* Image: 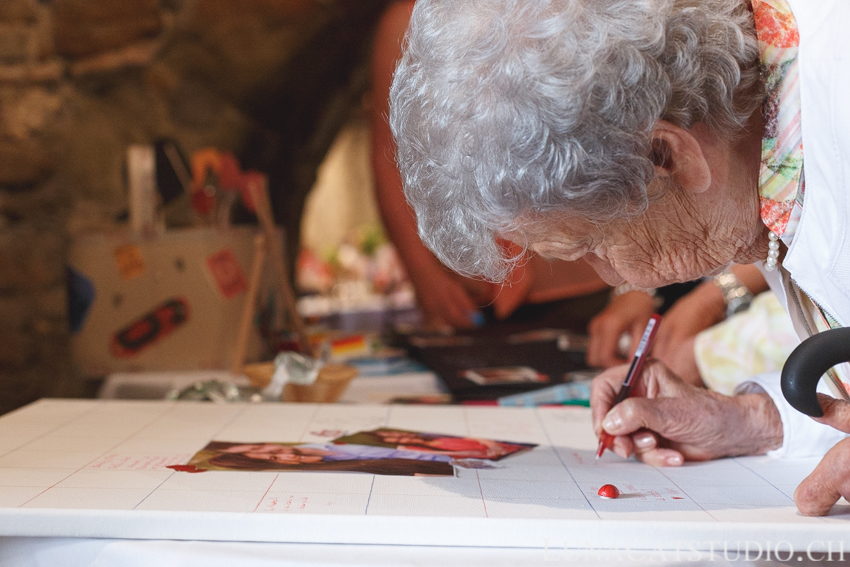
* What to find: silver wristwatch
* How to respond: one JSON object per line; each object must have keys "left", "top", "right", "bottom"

{"left": 713, "top": 270, "right": 754, "bottom": 318}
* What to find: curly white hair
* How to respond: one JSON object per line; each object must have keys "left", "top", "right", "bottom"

{"left": 390, "top": 0, "right": 762, "bottom": 282}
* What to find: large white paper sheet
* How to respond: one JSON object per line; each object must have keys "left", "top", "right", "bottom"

{"left": 0, "top": 399, "right": 848, "bottom": 552}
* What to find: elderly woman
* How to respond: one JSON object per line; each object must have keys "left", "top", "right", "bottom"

{"left": 389, "top": 0, "right": 850, "bottom": 516}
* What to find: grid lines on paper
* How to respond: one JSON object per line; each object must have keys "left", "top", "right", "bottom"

{"left": 0, "top": 401, "right": 840, "bottom": 526}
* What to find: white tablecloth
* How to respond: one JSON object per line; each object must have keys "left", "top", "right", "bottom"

{"left": 0, "top": 538, "right": 832, "bottom": 567}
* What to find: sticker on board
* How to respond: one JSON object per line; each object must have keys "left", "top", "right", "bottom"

{"left": 205, "top": 248, "right": 248, "bottom": 299}
{"left": 113, "top": 244, "right": 146, "bottom": 280}
{"left": 110, "top": 297, "right": 190, "bottom": 358}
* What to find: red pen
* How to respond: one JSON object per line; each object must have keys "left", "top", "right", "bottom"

{"left": 595, "top": 313, "right": 662, "bottom": 460}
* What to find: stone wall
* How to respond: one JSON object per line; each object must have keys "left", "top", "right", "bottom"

{"left": 0, "top": 0, "right": 389, "bottom": 415}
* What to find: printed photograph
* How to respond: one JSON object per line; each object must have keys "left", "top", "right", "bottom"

{"left": 332, "top": 428, "right": 536, "bottom": 461}
{"left": 462, "top": 366, "right": 549, "bottom": 386}
{"left": 183, "top": 441, "right": 456, "bottom": 476}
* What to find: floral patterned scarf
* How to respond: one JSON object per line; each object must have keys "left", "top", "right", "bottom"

{"left": 752, "top": 0, "right": 804, "bottom": 243}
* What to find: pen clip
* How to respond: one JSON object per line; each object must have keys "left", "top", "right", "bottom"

{"left": 633, "top": 314, "right": 660, "bottom": 359}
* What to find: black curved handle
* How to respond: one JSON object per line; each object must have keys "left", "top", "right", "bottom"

{"left": 781, "top": 327, "right": 850, "bottom": 417}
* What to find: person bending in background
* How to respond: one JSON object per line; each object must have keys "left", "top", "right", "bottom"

{"left": 371, "top": 0, "right": 609, "bottom": 335}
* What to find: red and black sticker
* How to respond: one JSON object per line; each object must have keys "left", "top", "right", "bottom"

{"left": 110, "top": 297, "right": 190, "bottom": 358}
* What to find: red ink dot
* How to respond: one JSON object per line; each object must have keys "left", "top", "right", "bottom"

{"left": 598, "top": 484, "right": 619, "bottom": 499}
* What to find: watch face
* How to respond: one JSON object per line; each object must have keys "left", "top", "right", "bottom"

{"left": 715, "top": 272, "right": 753, "bottom": 318}
{"left": 727, "top": 292, "right": 754, "bottom": 317}
{"left": 729, "top": 299, "right": 748, "bottom": 314}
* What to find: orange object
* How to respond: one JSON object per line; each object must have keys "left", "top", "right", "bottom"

{"left": 191, "top": 148, "right": 223, "bottom": 189}
{"left": 330, "top": 335, "right": 369, "bottom": 357}
{"left": 113, "top": 244, "right": 146, "bottom": 281}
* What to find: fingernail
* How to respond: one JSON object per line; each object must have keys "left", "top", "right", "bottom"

{"left": 602, "top": 413, "right": 623, "bottom": 432}
{"left": 666, "top": 454, "right": 683, "bottom": 466}
{"left": 634, "top": 433, "right": 654, "bottom": 449}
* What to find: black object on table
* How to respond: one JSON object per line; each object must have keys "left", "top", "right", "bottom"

{"left": 398, "top": 328, "right": 590, "bottom": 402}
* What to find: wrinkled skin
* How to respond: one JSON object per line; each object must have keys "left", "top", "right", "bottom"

{"left": 518, "top": 115, "right": 847, "bottom": 516}
{"left": 590, "top": 360, "right": 784, "bottom": 466}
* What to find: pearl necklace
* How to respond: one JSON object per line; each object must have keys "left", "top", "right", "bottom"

{"left": 765, "top": 231, "right": 780, "bottom": 271}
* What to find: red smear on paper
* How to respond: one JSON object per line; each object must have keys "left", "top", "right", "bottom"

{"left": 167, "top": 465, "right": 206, "bottom": 473}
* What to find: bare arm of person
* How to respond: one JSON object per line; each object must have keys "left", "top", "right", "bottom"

{"left": 588, "top": 265, "right": 769, "bottom": 385}
{"left": 370, "top": 1, "right": 487, "bottom": 329}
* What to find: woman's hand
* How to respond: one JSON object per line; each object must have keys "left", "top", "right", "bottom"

{"left": 587, "top": 284, "right": 728, "bottom": 386}
{"left": 590, "top": 360, "right": 784, "bottom": 466}
{"left": 411, "top": 268, "right": 480, "bottom": 330}
{"left": 587, "top": 291, "right": 656, "bottom": 367}
{"left": 407, "top": 265, "right": 492, "bottom": 330}
{"left": 652, "top": 281, "right": 724, "bottom": 348}
{"left": 648, "top": 282, "right": 727, "bottom": 385}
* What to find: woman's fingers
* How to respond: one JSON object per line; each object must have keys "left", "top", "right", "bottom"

{"left": 795, "top": 437, "right": 850, "bottom": 516}
{"left": 812, "top": 394, "right": 850, "bottom": 434}
{"left": 588, "top": 315, "right": 628, "bottom": 367}
{"left": 593, "top": 360, "right": 777, "bottom": 461}
{"left": 633, "top": 446, "right": 685, "bottom": 467}
{"left": 590, "top": 365, "right": 630, "bottom": 436}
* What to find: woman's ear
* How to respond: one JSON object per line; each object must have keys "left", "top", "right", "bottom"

{"left": 651, "top": 120, "right": 711, "bottom": 194}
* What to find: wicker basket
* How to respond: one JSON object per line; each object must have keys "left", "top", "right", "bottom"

{"left": 241, "top": 361, "right": 358, "bottom": 402}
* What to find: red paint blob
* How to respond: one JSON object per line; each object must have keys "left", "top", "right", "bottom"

{"left": 598, "top": 484, "right": 619, "bottom": 499}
